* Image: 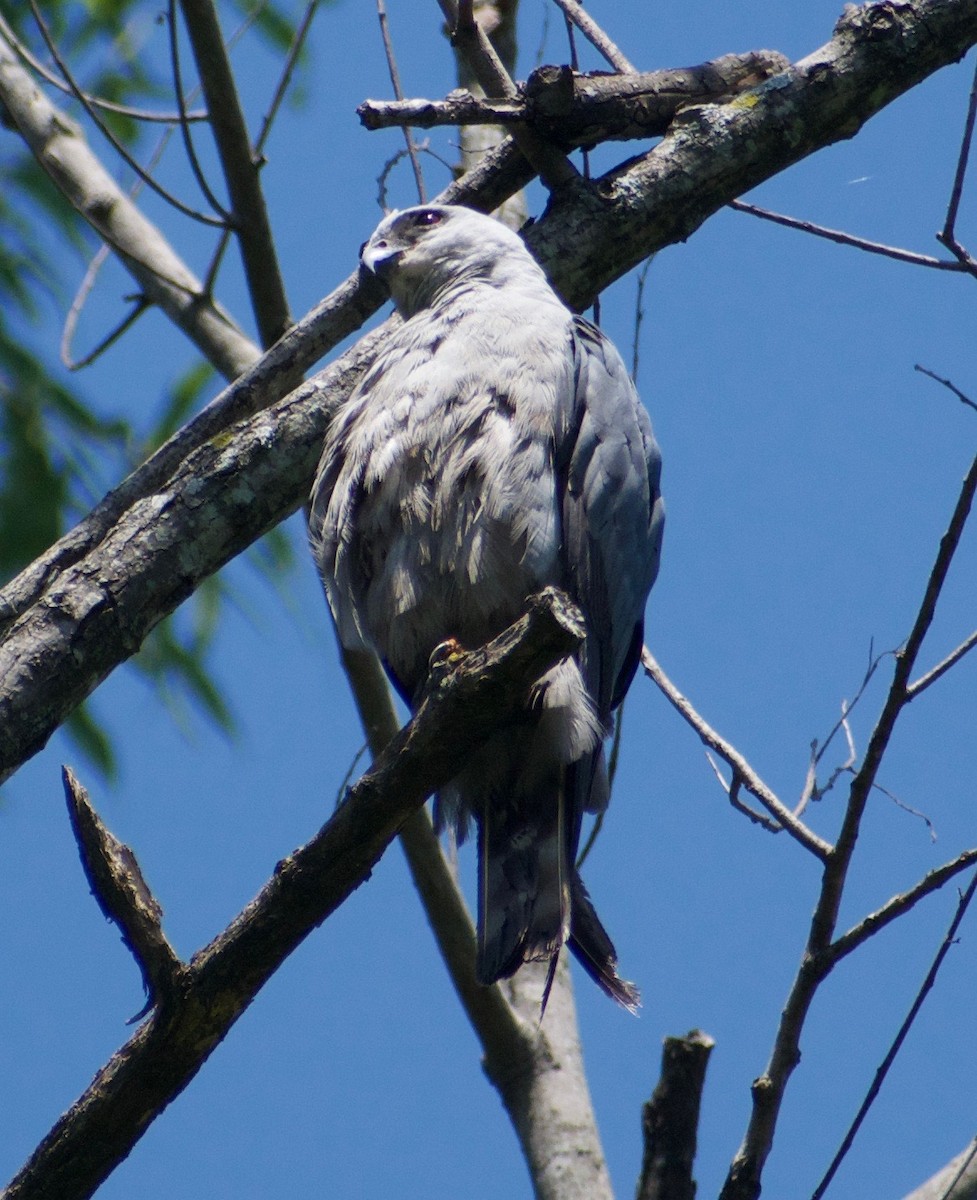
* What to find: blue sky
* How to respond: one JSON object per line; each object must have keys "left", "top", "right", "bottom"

{"left": 2, "top": 2, "right": 976, "bottom": 1197}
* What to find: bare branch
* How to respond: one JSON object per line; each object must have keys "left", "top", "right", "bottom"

{"left": 359, "top": 52, "right": 792, "bottom": 143}
{"left": 2, "top": 591, "right": 586, "bottom": 1200}
{"left": 178, "top": 0, "right": 292, "bottom": 347}
{"left": 0, "top": 12, "right": 208, "bottom": 122}
{"left": 63, "top": 767, "right": 183, "bottom": 1016}
{"left": 61, "top": 260, "right": 151, "bottom": 371}
{"left": 637, "top": 1030, "right": 715, "bottom": 1200}
{"left": 908, "top": 627, "right": 977, "bottom": 697}
{"left": 721, "top": 442, "right": 977, "bottom": 1200}
{"left": 550, "top": 0, "right": 636, "bottom": 74}
{"left": 641, "top": 648, "right": 832, "bottom": 859}
{"left": 730, "top": 198, "right": 969, "bottom": 271}
{"left": 27, "top": 1, "right": 227, "bottom": 228}
{"left": 254, "top": 0, "right": 318, "bottom": 157}
{"left": 708, "top": 759, "right": 783, "bottom": 834}
{"left": 525, "top": 0, "right": 977, "bottom": 308}
{"left": 0, "top": 28, "right": 258, "bottom": 380}
{"left": 438, "top": 0, "right": 580, "bottom": 189}
{"left": 811, "top": 869, "right": 977, "bottom": 1200}
{"left": 914, "top": 364, "right": 977, "bottom": 413}
{"left": 376, "top": 0, "right": 427, "bottom": 202}
{"left": 938, "top": 53, "right": 977, "bottom": 266}
{"left": 828, "top": 849, "right": 977, "bottom": 964}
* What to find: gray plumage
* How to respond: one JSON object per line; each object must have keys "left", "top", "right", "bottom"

{"left": 310, "top": 205, "right": 663, "bottom": 1009}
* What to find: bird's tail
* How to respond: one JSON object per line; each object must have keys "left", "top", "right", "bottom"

{"left": 476, "top": 782, "right": 570, "bottom": 987}
{"left": 568, "top": 874, "right": 640, "bottom": 1012}
{"left": 475, "top": 785, "right": 639, "bottom": 1014}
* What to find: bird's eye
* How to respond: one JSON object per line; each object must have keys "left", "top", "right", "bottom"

{"left": 414, "top": 209, "right": 443, "bottom": 227}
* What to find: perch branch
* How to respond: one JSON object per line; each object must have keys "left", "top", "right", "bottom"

{"left": 4, "top": 0, "right": 976, "bottom": 833}
{"left": 3, "top": 591, "right": 583, "bottom": 1200}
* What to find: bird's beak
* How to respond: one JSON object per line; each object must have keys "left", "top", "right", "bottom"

{"left": 361, "top": 237, "right": 403, "bottom": 282}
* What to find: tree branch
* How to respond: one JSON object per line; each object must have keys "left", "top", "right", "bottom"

{"left": 720, "top": 443, "right": 977, "bottom": 1200}
{"left": 549, "top": 0, "right": 636, "bottom": 74}
{"left": 641, "top": 647, "right": 831, "bottom": 859}
{"left": 63, "top": 766, "right": 183, "bottom": 1016}
{"left": 636, "top": 1030, "right": 715, "bottom": 1200}
{"left": 827, "top": 848, "right": 977, "bottom": 964}
{"left": 0, "top": 28, "right": 258, "bottom": 380}
{"left": 359, "top": 52, "right": 792, "bottom": 143}
{"left": 177, "top": 0, "right": 292, "bottom": 346}
{"left": 439, "top": 0, "right": 579, "bottom": 189}
{"left": 1, "top": 589, "right": 585, "bottom": 1200}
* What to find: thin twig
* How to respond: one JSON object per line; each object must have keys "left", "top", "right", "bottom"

{"left": 641, "top": 647, "right": 832, "bottom": 859}
{"left": 28, "top": 1, "right": 227, "bottom": 228}
{"left": 631, "top": 256, "right": 653, "bottom": 386}
{"left": 254, "top": 0, "right": 318, "bottom": 157}
{"left": 730, "top": 199, "right": 968, "bottom": 272}
{"left": 908, "top": 627, "right": 977, "bottom": 698}
{"left": 810, "top": 869, "right": 977, "bottom": 1200}
{"left": 708, "top": 757, "right": 783, "bottom": 834}
{"left": 550, "top": 0, "right": 637, "bottom": 74}
{"left": 377, "top": 0, "right": 426, "bottom": 202}
{"left": 63, "top": 292, "right": 151, "bottom": 371}
{"left": 915, "top": 364, "right": 977, "bottom": 413}
{"left": 827, "top": 850, "right": 977, "bottom": 964}
{"left": 0, "top": 12, "right": 207, "bottom": 122}
{"left": 166, "top": 0, "right": 233, "bottom": 221}
{"left": 938, "top": 55, "right": 977, "bottom": 266}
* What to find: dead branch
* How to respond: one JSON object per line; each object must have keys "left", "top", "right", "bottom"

{"left": 63, "top": 767, "right": 183, "bottom": 1016}
{"left": 438, "top": 0, "right": 579, "bottom": 188}
{"left": 641, "top": 647, "right": 831, "bottom": 859}
{"left": 827, "top": 849, "right": 977, "bottom": 963}
{"left": 359, "top": 51, "right": 791, "bottom": 145}
{"left": 636, "top": 1030, "right": 715, "bottom": 1200}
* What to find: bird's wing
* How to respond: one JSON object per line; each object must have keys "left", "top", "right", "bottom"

{"left": 557, "top": 316, "right": 664, "bottom": 721}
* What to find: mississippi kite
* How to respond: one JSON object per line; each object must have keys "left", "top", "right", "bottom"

{"left": 310, "top": 205, "right": 664, "bottom": 1009}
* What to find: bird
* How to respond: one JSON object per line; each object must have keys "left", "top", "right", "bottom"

{"left": 309, "top": 204, "right": 664, "bottom": 1010}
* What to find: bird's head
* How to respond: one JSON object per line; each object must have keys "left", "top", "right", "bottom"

{"left": 360, "top": 204, "right": 544, "bottom": 317}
